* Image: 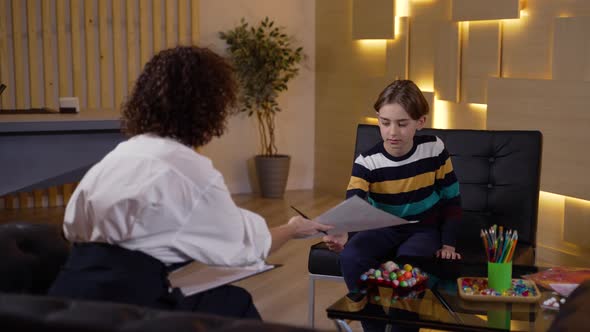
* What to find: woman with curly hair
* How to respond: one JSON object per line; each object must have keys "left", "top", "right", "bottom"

{"left": 48, "top": 46, "right": 330, "bottom": 319}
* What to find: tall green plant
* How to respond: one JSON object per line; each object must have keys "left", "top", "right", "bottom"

{"left": 220, "top": 17, "right": 303, "bottom": 156}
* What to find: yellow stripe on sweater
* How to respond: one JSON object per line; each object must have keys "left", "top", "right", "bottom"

{"left": 371, "top": 172, "right": 436, "bottom": 194}
{"left": 435, "top": 158, "right": 454, "bottom": 180}
{"left": 347, "top": 176, "right": 369, "bottom": 192}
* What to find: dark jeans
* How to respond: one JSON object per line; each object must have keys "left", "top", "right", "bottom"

{"left": 49, "top": 243, "right": 260, "bottom": 320}
{"left": 340, "top": 225, "right": 441, "bottom": 332}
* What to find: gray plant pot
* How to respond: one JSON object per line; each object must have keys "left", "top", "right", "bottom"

{"left": 255, "top": 155, "right": 291, "bottom": 198}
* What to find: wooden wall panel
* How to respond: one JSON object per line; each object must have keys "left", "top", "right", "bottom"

{"left": 434, "top": 22, "right": 460, "bottom": 102}
{"left": 501, "top": 11, "right": 552, "bottom": 79}
{"left": 112, "top": 0, "right": 127, "bottom": 108}
{"left": 71, "top": 0, "right": 86, "bottom": 106}
{"left": 152, "top": 0, "right": 166, "bottom": 52}
{"left": 99, "top": 0, "right": 114, "bottom": 109}
{"left": 27, "top": 0, "right": 44, "bottom": 108}
{"left": 386, "top": 17, "right": 408, "bottom": 80}
{"left": 0, "top": 0, "right": 16, "bottom": 109}
{"left": 56, "top": 0, "right": 72, "bottom": 98}
{"left": 13, "top": 1, "right": 31, "bottom": 108}
{"left": 461, "top": 21, "right": 500, "bottom": 104}
{"left": 2, "top": 0, "right": 200, "bottom": 111}
{"left": 408, "top": 0, "right": 451, "bottom": 92}
{"left": 452, "top": 0, "right": 520, "bottom": 22}
{"left": 139, "top": 0, "right": 152, "bottom": 68}
{"left": 165, "top": 0, "right": 179, "bottom": 48}
{"left": 352, "top": 0, "right": 395, "bottom": 39}
{"left": 178, "top": 0, "right": 191, "bottom": 44}
{"left": 126, "top": 0, "right": 140, "bottom": 92}
{"left": 563, "top": 197, "right": 590, "bottom": 248}
{"left": 487, "top": 78, "right": 590, "bottom": 200}
{"left": 41, "top": 0, "right": 58, "bottom": 110}
{"left": 85, "top": 0, "right": 99, "bottom": 108}
{"left": 552, "top": 17, "right": 590, "bottom": 81}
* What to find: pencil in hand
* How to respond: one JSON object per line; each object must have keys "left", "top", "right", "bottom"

{"left": 290, "top": 205, "right": 328, "bottom": 235}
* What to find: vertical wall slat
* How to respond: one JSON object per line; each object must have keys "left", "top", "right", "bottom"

{"left": 42, "top": 0, "right": 58, "bottom": 109}
{"left": 165, "top": 0, "right": 178, "bottom": 48}
{"left": 85, "top": 0, "right": 99, "bottom": 108}
{"left": 13, "top": 1, "right": 31, "bottom": 108}
{"left": 191, "top": 0, "right": 199, "bottom": 45}
{"left": 152, "top": 0, "right": 165, "bottom": 52}
{"left": 0, "top": 0, "right": 16, "bottom": 109}
{"left": 71, "top": 0, "right": 86, "bottom": 106}
{"left": 33, "top": 189, "right": 44, "bottom": 208}
{"left": 99, "top": 0, "right": 114, "bottom": 109}
{"left": 48, "top": 187, "right": 58, "bottom": 207}
{"left": 18, "top": 192, "right": 30, "bottom": 208}
{"left": 126, "top": 0, "right": 140, "bottom": 91}
{"left": 112, "top": 0, "right": 127, "bottom": 108}
{"left": 56, "top": 0, "right": 72, "bottom": 98}
{"left": 62, "top": 183, "right": 74, "bottom": 205}
{"left": 139, "top": 0, "right": 152, "bottom": 68}
{"left": 27, "top": 0, "right": 44, "bottom": 108}
{"left": 178, "top": 0, "right": 190, "bottom": 45}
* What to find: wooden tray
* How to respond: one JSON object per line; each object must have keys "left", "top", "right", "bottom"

{"left": 457, "top": 277, "right": 541, "bottom": 303}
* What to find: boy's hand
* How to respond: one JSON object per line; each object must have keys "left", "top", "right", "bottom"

{"left": 436, "top": 245, "right": 462, "bottom": 260}
{"left": 323, "top": 233, "right": 348, "bottom": 253}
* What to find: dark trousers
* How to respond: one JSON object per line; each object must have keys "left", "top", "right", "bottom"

{"left": 340, "top": 225, "right": 441, "bottom": 332}
{"left": 48, "top": 243, "right": 260, "bottom": 320}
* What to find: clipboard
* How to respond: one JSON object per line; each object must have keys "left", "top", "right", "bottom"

{"left": 169, "top": 262, "right": 280, "bottom": 296}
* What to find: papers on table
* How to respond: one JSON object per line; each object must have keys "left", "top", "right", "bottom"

{"left": 550, "top": 283, "right": 579, "bottom": 297}
{"left": 168, "top": 261, "right": 276, "bottom": 296}
{"left": 310, "top": 195, "right": 414, "bottom": 237}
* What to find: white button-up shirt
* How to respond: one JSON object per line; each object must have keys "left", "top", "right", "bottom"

{"left": 63, "top": 134, "right": 271, "bottom": 266}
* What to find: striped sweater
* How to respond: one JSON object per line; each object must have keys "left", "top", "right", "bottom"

{"left": 346, "top": 135, "right": 462, "bottom": 246}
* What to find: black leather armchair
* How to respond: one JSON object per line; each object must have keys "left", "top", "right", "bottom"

{"left": 0, "top": 222, "right": 316, "bottom": 332}
{"left": 307, "top": 125, "right": 543, "bottom": 327}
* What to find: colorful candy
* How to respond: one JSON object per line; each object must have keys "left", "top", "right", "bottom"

{"left": 460, "top": 278, "right": 538, "bottom": 297}
{"left": 359, "top": 261, "right": 429, "bottom": 289}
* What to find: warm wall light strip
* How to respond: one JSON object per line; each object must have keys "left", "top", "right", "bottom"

{"left": 364, "top": 117, "right": 379, "bottom": 125}
{"left": 469, "top": 103, "right": 487, "bottom": 112}
{"left": 357, "top": 39, "right": 388, "bottom": 50}
{"left": 396, "top": 0, "right": 409, "bottom": 17}
{"left": 433, "top": 95, "right": 450, "bottom": 129}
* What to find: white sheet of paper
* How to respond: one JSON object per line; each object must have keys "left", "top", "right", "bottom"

{"left": 550, "top": 283, "right": 579, "bottom": 297}
{"left": 312, "top": 195, "right": 414, "bottom": 237}
{"left": 168, "top": 261, "right": 275, "bottom": 296}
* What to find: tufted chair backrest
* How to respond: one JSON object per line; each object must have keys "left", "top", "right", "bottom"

{"left": 353, "top": 125, "right": 543, "bottom": 253}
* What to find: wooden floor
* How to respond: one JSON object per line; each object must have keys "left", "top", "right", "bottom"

{"left": 1, "top": 189, "right": 585, "bottom": 331}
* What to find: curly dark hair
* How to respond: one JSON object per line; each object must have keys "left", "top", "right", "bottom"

{"left": 373, "top": 80, "right": 429, "bottom": 120}
{"left": 121, "top": 46, "right": 237, "bottom": 147}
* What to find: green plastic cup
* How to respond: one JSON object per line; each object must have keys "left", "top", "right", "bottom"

{"left": 488, "top": 262, "right": 512, "bottom": 292}
{"left": 488, "top": 309, "right": 511, "bottom": 329}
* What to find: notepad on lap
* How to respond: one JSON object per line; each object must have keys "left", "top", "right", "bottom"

{"left": 168, "top": 261, "right": 276, "bottom": 296}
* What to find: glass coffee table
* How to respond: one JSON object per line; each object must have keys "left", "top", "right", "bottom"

{"left": 326, "top": 256, "right": 558, "bottom": 332}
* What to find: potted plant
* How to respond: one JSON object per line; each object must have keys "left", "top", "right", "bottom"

{"left": 220, "top": 17, "right": 303, "bottom": 198}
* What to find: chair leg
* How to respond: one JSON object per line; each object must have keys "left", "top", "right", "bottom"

{"left": 308, "top": 275, "right": 315, "bottom": 328}
{"left": 333, "top": 319, "right": 353, "bottom": 332}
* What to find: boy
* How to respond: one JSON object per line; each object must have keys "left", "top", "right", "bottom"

{"left": 324, "top": 80, "right": 462, "bottom": 292}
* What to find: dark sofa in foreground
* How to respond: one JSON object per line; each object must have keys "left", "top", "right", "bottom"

{"left": 0, "top": 222, "right": 315, "bottom": 332}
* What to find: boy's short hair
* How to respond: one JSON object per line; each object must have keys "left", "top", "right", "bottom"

{"left": 373, "top": 80, "right": 429, "bottom": 120}
{"left": 121, "top": 46, "right": 237, "bottom": 147}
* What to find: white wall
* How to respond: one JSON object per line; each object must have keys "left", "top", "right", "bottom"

{"left": 199, "top": 0, "right": 316, "bottom": 194}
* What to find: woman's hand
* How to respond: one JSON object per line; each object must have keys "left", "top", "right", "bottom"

{"left": 287, "top": 216, "right": 333, "bottom": 239}
{"left": 436, "top": 245, "right": 462, "bottom": 260}
{"left": 323, "top": 233, "right": 348, "bottom": 253}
